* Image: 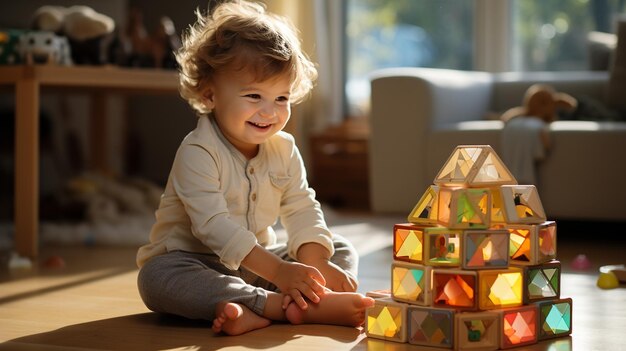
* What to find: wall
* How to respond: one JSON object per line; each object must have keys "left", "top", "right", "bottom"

{"left": 0, "top": 0, "right": 196, "bottom": 188}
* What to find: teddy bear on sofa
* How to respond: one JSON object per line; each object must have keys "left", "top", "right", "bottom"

{"left": 499, "top": 84, "right": 578, "bottom": 184}
{"left": 500, "top": 84, "right": 578, "bottom": 149}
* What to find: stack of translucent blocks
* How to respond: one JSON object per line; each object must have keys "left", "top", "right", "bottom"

{"left": 365, "top": 145, "right": 572, "bottom": 350}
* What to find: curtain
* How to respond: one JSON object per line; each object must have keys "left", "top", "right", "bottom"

{"left": 265, "top": 0, "right": 345, "bottom": 166}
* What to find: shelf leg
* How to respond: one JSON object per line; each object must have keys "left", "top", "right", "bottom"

{"left": 14, "top": 77, "right": 40, "bottom": 259}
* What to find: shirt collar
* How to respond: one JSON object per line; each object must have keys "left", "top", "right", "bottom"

{"left": 208, "top": 115, "right": 265, "bottom": 165}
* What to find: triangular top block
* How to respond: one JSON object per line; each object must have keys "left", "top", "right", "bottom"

{"left": 407, "top": 185, "right": 439, "bottom": 225}
{"left": 434, "top": 145, "right": 517, "bottom": 187}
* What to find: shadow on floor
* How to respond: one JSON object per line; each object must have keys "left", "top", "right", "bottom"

{"left": 1, "top": 312, "right": 363, "bottom": 351}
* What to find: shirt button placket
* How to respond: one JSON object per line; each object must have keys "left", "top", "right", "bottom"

{"left": 247, "top": 165, "right": 257, "bottom": 231}
{"left": 249, "top": 167, "right": 256, "bottom": 201}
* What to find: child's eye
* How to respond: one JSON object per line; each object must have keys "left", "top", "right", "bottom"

{"left": 276, "top": 96, "right": 289, "bottom": 105}
{"left": 245, "top": 94, "right": 261, "bottom": 100}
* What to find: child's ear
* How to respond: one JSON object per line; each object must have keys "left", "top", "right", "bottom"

{"left": 202, "top": 86, "right": 216, "bottom": 110}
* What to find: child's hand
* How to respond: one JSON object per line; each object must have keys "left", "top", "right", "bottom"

{"left": 273, "top": 261, "right": 326, "bottom": 310}
{"left": 310, "top": 259, "right": 358, "bottom": 292}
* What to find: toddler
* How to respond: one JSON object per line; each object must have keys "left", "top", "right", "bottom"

{"left": 136, "top": 0, "right": 373, "bottom": 336}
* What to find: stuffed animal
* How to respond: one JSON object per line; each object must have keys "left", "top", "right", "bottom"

{"left": 500, "top": 84, "right": 578, "bottom": 124}
{"left": 500, "top": 84, "right": 578, "bottom": 151}
{"left": 31, "top": 5, "right": 121, "bottom": 65}
{"left": 18, "top": 31, "right": 72, "bottom": 65}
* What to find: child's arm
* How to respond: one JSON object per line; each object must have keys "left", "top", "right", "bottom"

{"left": 297, "top": 242, "right": 358, "bottom": 292}
{"left": 241, "top": 244, "right": 326, "bottom": 310}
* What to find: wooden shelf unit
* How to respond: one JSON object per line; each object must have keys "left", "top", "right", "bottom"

{"left": 0, "top": 65, "right": 180, "bottom": 258}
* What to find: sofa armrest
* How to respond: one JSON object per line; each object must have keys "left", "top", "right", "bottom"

{"left": 368, "top": 67, "right": 493, "bottom": 213}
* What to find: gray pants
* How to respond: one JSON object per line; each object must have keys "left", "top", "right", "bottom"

{"left": 137, "top": 234, "right": 358, "bottom": 321}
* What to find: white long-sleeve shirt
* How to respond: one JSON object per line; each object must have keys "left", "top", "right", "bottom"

{"left": 136, "top": 115, "right": 334, "bottom": 270}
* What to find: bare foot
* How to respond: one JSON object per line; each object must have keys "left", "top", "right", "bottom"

{"left": 285, "top": 291, "right": 375, "bottom": 327}
{"left": 212, "top": 302, "right": 271, "bottom": 335}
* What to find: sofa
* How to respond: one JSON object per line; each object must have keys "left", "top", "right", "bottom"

{"left": 369, "top": 67, "right": 626, "bottom": 221}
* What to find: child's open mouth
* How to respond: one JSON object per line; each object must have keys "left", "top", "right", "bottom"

{"left": 248, "top": 121, "right": 272, "bottom": 130}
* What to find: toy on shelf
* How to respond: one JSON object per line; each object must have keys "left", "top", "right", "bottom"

{"left": 123, "top": 8, "right": 181, "bottom": 68}
{"left": 366, "top": 145, "right": 572, "bottom": 350}
{"left": 31, "top": 5, "right": 119, "bottom": 65}
{"left": 0, "top": 29, "right": 26, "bottom": 64}
{"left": 18, "top": 31, "right": 72, "bottom": 65}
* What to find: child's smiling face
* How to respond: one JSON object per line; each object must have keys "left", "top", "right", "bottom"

{"left": 204, "top": 68, "right": 292, "bottom": 159}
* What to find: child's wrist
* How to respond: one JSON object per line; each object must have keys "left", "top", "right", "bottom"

{"left": 301, "top": 256, "right": 329, "bottom": 267}
{"left": 297, "top": 242, "right": 331, "bottom": 265}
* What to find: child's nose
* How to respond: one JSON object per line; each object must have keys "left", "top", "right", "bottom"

{"left": 259, "top": 104, "right": 276, "bottom": 118}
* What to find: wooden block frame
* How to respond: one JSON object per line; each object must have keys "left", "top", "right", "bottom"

{"left": 506, "top": 221, "right": 557, "bottom": 266}
{"left": 497, "top": 305, "right": 538, "bottom": 349}
{"left": 490, "top": 187, "right": 506, "bottom": 225}
{"left": 393, "top": 223, "right": 426, "bottom": 264}
{"left": 433, "top": 145, "right": 517, "bottom": 188}
{"left": 391, "top": 261, "right": 431, "bottom": 306}
{"left": 407, "top": 185, "right": 440, "bottom": 225}
{"left": 462, "top": 229, "right": 510, "bottom": 270}
{"left": 522, "top": 260, "right": 561, "bottom": 304}
{"left": 500, "top": 185, "right": 546, "bottom": 224}
{"left": 424, "top": 227, "right": 463, "bottom": 267}
{"left": 432, "top": 268, "right": 478, "bottom": 311}
{"left": 536, "top": 298, "right": 572, "bottom": 340}
{"left": 455, "top": 311, "right": 500, "bottom": 351}
{"left": 365, "top": 289, "right": 391, "bottom": 299}
{"left": 477, "top": 268, "right": 524, "bottom": 310}
{"left": 437, "top": 187, "right": 491, "bottom": 229}
{"left": 365, "top": 297, "right": 408, "bottom": 343}
{"left": 407, "top": 305, "right": 455, "bottom": 348}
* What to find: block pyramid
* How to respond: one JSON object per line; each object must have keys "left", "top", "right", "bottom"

{"left": 365, "top": 145, "right": 572, "bottom": 350}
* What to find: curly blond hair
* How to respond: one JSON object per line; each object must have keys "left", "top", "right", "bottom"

{"left": 176, "top": 0, "right": 318, "bottom": 115}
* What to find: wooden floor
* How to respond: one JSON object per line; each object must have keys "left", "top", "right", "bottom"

{"left": 0, "top": 215, "right": 625, "bottom": 351}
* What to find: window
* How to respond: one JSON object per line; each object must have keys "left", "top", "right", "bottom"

{"left": 511, "top": 0, "right": 625, "bottom": 71}
{"left": 344, "top": 0, "right": 625, "bottom": 117}
{"left": 345, "top": 0, "right": 474, "bottom": 116}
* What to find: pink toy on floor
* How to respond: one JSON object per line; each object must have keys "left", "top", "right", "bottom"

{"left": 570, "top": 254, "right": 592, "bottom": 271}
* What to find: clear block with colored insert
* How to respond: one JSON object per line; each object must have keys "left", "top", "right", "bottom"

{"left": 408, "top": 185, "right": 439, "bottom": 225}
{"left": 455, "top": 311, "right": 500, "bottom": 351}
{"left": 500, "top": 185, "right": 546, "bottom": 224}
{"left": 432, "top": 268, "right": 478, "bottom": 311}
{"left": 462, "top": 229, "right": 510, "bottom": 269}
{"left": 536, "top": 298, "right": 572, "bottom": 340}
{"left": 391, "top": 261, "right": 431, "bottom": 306}
{"left": 490, "top": 187, "right": 506, "bottom": 225}
{"left": 433, "top": 145, "right": 517, "bottom": 188}
{"left": 497, "top": 305, "right": 538, "bottom": 349}
{"left": 407, "top": 306, "right": 455, "bottom": 348}
{"left": 393, "top": 223, "right": 426, "bottom": 264}
{"left": 365, "top": 297, "right": 408, "bottom": 343}
{"left": 478, "top": 268, "right": 524, "bottom": 310}
{"left": 437, "top": 187, "right": 491, "bottom": 229}
{"left": 522, "top": 260, "right": 561, "bottom": 304}
{"left": 424, "top": 227, "right": 462, "bottom": 267}
{"left": 505, "top": 221, "right": 557, "bottom": 265}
